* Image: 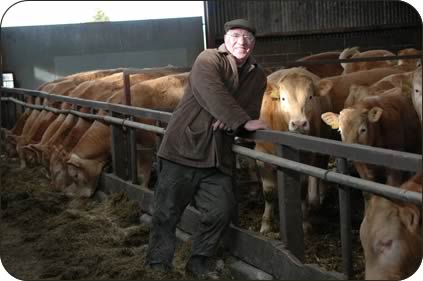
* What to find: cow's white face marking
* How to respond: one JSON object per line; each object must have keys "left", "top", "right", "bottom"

{"left": 278, "top": 76, "right": 315, "bottom": 134}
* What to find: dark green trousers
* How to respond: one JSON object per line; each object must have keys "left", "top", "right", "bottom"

{"left": 145, "top": 158, "right": 236, "bottom": 268}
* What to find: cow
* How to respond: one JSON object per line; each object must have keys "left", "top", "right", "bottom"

{"left": 397, "top": 48, "right": 421, "bottom": 69}
{"left": 344, "top": 71, "right": 414, "bottom": 108}
{"left": 4, "top": 69, "right": 131, "bottom": 161}
{"left": 412, "top": 66, "right": 422, "bottom": 123}
{"left": 360, "top": 173, "right": 422, "bottom": 280}
{"left": 6, "top": 70, "right": 121, "bottom": 162}
{"left": 60, "top": 72, "right": 190, "bottom": 197}
{"left": 9, "top": 78, "right": 83, "bottom": 169}
{"left": 21, "top": 71, "right": 132, "bottom": 167}
{"left": 47, "top": 68, "right": 186, "bottom": 191}
{"left": 321, "top": 88, "right": 421, "bottom": 186}
{"left": 49, "top": 117, "right": 94, "bottom": 189}
{"left": 296, "top": 51, "right": 344, "bottom": 78}
{"left": 339, "top": 47, "right": 396, "bottom": 74}
{"left": 3, "top": 80, "right": 63, "bottom": 157}
{"left": 255, "top": 67, "right": 333, "bottom": 234}
{"left": 319, "top": 67, "right": 405, "bottom": 114}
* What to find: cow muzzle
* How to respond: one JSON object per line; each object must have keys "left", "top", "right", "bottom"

{"left": 289, "top": 119, "right": 310, "bottom": 134}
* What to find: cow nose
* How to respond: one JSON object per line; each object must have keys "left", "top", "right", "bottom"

{"left": 290, "top": 120, "right": 308, "bottom": 130}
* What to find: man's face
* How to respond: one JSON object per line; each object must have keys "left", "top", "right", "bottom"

{"left": 224, "top": 28, "right": 255, "bottom": 65}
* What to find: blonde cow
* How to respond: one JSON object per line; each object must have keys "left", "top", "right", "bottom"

{"left": 255, "top": 67, "right": 333, "bottom": 234}
{"left": 322, "top": 89, "right": 421, "bottom": 186}
{"left": 344, "top": 71, "right": 414, "bottom": 108}
{"left": 63, "top": 72, "right": 190, "bottom": 197}
{"left": 360, "top": 173, "right": 422, "bottom": 280}
{"left": 339, "top": 47, "right": 396, "bottom": 74}
{"left": 412, "top": 66, "right": 422, "bottom": 123}
{"left": 49, "top": 68, "right": 185, "bottom": 193}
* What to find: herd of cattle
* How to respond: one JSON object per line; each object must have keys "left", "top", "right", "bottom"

{"left": 1, "top": 47, "right": 422, "bottom": 280}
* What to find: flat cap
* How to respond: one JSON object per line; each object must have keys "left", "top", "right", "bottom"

{"left": 224, "top": 18, "right": 256, "bottom": 35}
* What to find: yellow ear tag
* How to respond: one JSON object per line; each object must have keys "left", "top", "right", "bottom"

{"left": 270, "top": 89, "right": 280, "bottom": 100}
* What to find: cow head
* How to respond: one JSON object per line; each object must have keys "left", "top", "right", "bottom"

{"left": 269, "top": 73, "right": 332, "bottom": 134}
{"left": 4, "top": 133, "right": 18, "bottom": 157}
{"left": 65, "top": 153, "right": 105, "bottom": 197}
{"left": 22, "top": 145, "right": 41, "bottom": 167}
{"left": 412, "top": 66, "right": 422, "bottom": 123}
{"left": 50, "top": 147, "right": 71, "bottom": 189}
{"left": 360, "top": 176, "right": 422, "bottom": 280}
{"left": 321, "top": 106, "right": 382, "bottom": 145}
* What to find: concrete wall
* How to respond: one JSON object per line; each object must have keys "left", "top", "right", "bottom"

{"left": 1, "top": 17, "right": 204, "bottom": 89}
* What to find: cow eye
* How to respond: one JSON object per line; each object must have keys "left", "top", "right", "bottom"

{"left": 309, "top": 96, "right": 313, "bottom": 100}
{"left": 281, "top": 97, "right": 285, "bottom": 101}
{"left": 359, "top": 127, "right": 367, "bottom": 134}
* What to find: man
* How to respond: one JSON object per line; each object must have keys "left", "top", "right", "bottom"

{"left": 145, "top": 18, "right": 268, "bottom": 279}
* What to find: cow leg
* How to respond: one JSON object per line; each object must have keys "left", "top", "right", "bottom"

{"left": 257, "top": 160, "right": 276, "bottom": 234}
{"left": 307, "top": 176, "right": 320, "bottom": 209}
{"left": 308, "top": 153, "right": 330, "bottom": 210}
{"left": 301, "top": 175, "right": 312, "bottom": 235}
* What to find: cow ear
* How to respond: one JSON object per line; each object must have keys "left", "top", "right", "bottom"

{"left": 321, "top": 112, "right": 340, "bottom": 129}
{"left": 267, "top": 82, "right": 279, "bottom": 99}
{"left": 399, "top": 204, "right": 421, "bottom": 234}
{"left": 316, "top": 79, "right": 333, "bottom": 96}
{"left": 368, "top": 107, "right": 383, "bottom": 122}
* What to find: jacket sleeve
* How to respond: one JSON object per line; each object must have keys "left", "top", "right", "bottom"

{"left": 189, "top": 51, "right": 251, "bottom": 131}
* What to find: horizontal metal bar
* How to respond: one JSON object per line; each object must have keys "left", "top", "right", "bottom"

{"left": 123, "top": 67, "right": 191, "bottom": 75}
{"left": 233, "top": 145, "right": 421, "bottom": 206}
{"left": 251, "top": 130, "right": 421, "bottom": 173}
{"left": 2, "top": 89, "right": 420, "bottom": 174}
{"left": 101, "top": 115, "right": 166, "bottom": 135}
{"left": 1, "top": 89, "right": 172, "bottom": 122}
{"left": 107, "top": 103, "right": 172, "bottom": 122}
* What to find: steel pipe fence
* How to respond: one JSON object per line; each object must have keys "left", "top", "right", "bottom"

{"left": 1, "top": 84, "right": 421, "bottom": 279}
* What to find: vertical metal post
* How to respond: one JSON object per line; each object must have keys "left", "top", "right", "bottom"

{"left": 336, "top": 157, "right": 353, "bottom": 279}
{"left": 155, "top": 120, "right": 164, "bottom": 172}
{"left": 9, "top": 93, "right": 17, "bottom": 129}
{"left": 276, "top": 144, "right": 304, "bottom": 262}
{"left": 110, "top": 110, "right": 128, "bottom": 180}
{"left": 123, "top": 71, "right": 138, "bottom": 184}
{"left": 204, "top": 1, "right": 216, "bottom": 48}
{"left": 129, "top": 116, "right": 138, "bottom": 184}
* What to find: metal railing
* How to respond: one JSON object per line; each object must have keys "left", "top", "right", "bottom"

{"left": 1, "top": 54, "right": 421, "bottom": 278}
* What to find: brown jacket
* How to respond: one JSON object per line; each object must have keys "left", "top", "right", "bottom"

{"left": 158, "top": 44, "right": 267, "bottom": 175}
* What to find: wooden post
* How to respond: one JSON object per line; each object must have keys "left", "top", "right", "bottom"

{"left": 336, "top": 157, "right": 353, "bottom": 279}
{"left": 276, "top": 144, "right": 304, "bottom": 262}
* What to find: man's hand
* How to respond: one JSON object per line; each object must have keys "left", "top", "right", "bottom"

{"left": 212, "top": 120, "right": 231, "bottom": 131}
{"left": 243, "top": 119, "right": 268, "bottom": 131}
